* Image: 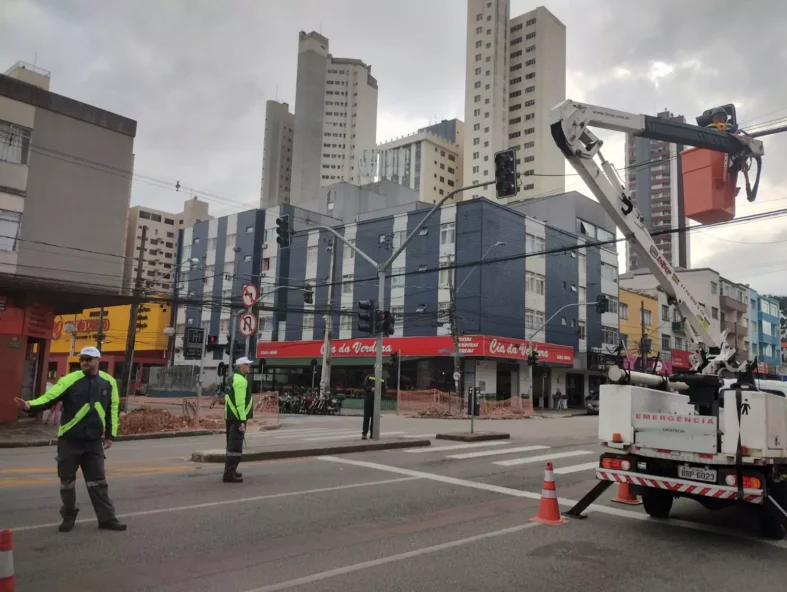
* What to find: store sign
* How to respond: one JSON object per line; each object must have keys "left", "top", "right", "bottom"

{"left": 257, "top": 335, "right": 574, "bottom": 365}
{"left": 53, "top": 318, "right": 110, "bottom": 340}
{"left": 23, "top": 304, "right": 56, "bottom": 340}
{"left": 671, "top": 349, "right": 692, "bottom": 369}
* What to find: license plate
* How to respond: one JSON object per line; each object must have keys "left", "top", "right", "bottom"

{"left": 678, "top": 465, "right": 717, "bottom": 483}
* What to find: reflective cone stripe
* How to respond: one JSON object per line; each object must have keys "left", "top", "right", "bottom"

{"left": 0, "top": 530, "right": 14, "bottom": 592}
{"left": 530, "top": 462, "right": 567, "bottom": 526}
{"left": 611, "top": 482, "right": 642, "bottom": 506}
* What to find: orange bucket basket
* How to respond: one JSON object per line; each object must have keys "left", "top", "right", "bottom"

{"left": 681, "top": 147, "right": 740, "bottom": 224}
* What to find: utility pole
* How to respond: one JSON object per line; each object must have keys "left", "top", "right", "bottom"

{"left": 227, "top": 246, "right": 242, "bottom": 378}
{"left": 120, "top": 225, "right": 147, "bottom": 403}
{"left": 448, "top": 271, "right": 461, "bottom": 412}
{"left": 640, "top": 300, "right": 647, "bottom": 373}
{"left": 95, "top": 307, "right": 106, "bottom": 351}
{"left": 319, "top": 239, "right": 336, "bottom": 398}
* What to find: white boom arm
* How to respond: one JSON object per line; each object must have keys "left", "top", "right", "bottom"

{"left": 550, "top": 100, "right": 764, "bottom": 376}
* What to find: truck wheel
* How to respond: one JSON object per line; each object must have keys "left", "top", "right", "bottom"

{"left": 759, "top": 509, "right": 785, "bottom": 540}
{"left": 642, "top": 490, "right": 673, "bottom": 519}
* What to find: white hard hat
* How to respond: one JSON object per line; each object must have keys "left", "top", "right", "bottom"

{"left": 79, "top": 346, "right": 101, "bottom": 359}
{"left": 235, "top": 357, "right": 252, "bottom": 366}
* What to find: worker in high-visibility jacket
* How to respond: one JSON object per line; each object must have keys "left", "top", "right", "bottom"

{"left": 13, "top": 346, "right": 127, "bottom": 533}
{"left": 223, "top": 356, "right": 253, "bottom": 483}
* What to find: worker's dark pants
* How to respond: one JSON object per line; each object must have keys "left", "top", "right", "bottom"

{"left": 224, "top": 420, "right": 244, "bottom": 477}
{"left": 56, "top": 438, "right": 117, "bottom": 523}
{"left": 362, "top": 390, "right": 374, "bottom": 436}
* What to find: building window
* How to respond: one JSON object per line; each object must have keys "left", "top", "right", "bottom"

{"left": 306, "top": 245, "right": 318, "bottom": 268}
{"left": 526, "top": 44, "right": 535, "bottom": 53}
{"left": 0, "top": 121, "right": 31, "bottom": 165}
{"left": 439, "top": 255, "right": 454, "bottom": 286}
{"left": 662, "top": 304, "right": 670, "bottom": 321}
{"left": 660, "top": 334, "right": 671, "bottom": 351}
{"left": 440, "top": 222, "right": 455, "bottom": 245}
{"left": 601, "top": 262, "right": 618, "bottom": 282}
{"left": 391, "top": 267, "right": 405, "bottom": 289}
{"left": 343, "top": 275, "right": 354, "bottom": 294}
{"left": 0, "top": 210, "right": 21, "bottom": 252}
{"left": 526, "top": 32, "right": 536, "bottom": 39}
{"left": 344, "top": 239, "right": 355, "bottom": 260}
{"left": 526, "top": 233, "right": 544, "bottom": 256}
{"left": 578, "top": 321, "right": 587, "bottom": 340}
{"left": 711, "top": 307, "right": 719, "bottom": 319}
{"left": 526, "top": 309, "right": 545, "bottom": 332}
{"left": 619, "top": 302, "right": 628, "bottom": 320}
{"left": 602, "top": 326, "right": 619, "bottom": 345}
{"left": 711, "top": 281, "right": 718, "bottom": 294}
{"left": 526, "top": 271, "right": 545, "bottom": 295}
{"left": 641, "top": 309, "right": 652, "bottom": 325}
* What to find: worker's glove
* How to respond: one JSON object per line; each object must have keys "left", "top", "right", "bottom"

{"left": 238, "top": 423, "right": 246, "bottom": 433}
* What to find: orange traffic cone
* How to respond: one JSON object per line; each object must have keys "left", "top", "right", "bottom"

{"left": 530, "top": 462, "right": 568, "bottom": 525}
{"left": 0, "top": 529, "right": 14, "bottom": 592}
{"left": 611, "top": 482, "right": 642, "bottom": 505}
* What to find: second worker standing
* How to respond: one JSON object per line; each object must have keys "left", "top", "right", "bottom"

{"left": 223, "top": 356, "right": 253, "bottom": 483}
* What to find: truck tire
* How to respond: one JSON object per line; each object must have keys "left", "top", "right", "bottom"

{"left": 642, "top": 490, "right": 673, "bottom": 519}
{"left": 761, "top": 481, "right": 787, "bottom": 540}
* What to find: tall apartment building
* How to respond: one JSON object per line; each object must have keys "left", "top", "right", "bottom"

{"left": 419, "top": 118, "right": 464, "bottom": 144}
{"left": 376, "top": 121, "right": 464, "bottom": 204}
{"left": 463, "top": 1, "right": 566, "bottom": 203}
{"left": 289, "top": 31, "right": 378, "bottom": 206}
{"left": 0, "top": 61, "right": 136, "bottom": 291}
{"left": 260, "top": 100, "right": 294, "bottom": 209}
{"left": 625, "top": 109, "right": 690, "bottom": 272}
{"left": 123, "top": 197, "right": 211, "bottom": 294}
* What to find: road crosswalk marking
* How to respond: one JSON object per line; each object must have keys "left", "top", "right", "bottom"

{"left": 446, "top": 445, "right": 550, "bottom": 460}
{"left": 301, "top": 432, "right": 406, "bottom": 442}
{"left": 493, "top": 450, "right": 593, "bottom": 467}
{"left": 552, "top": 461, "right": 600, "bottom": 474}
{"left": 405, "top": 442, "right": 509, "bottom": 454}
{"left": 274, "top": 430, "right": 359, "bottom": 440}
{"left": 402, "top": 434, "right": 434, "bottom": 439}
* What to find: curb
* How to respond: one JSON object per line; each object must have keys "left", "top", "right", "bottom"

{"left": 435, "top": 432, "right": 510, "bottom": 442}
{"left": 191, "top": 439, "right": 431, "bottom": 463}
{"left": 0, "top": 429, "right": 216, "bottom": 448}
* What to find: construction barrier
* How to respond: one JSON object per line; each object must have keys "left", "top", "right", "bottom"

{"left": 0, "top": 530, "right": 14, "bottom": 592}
{"left": 396, "top": 389, "right": 534, "bottom": 418}
{"left": 530, "top": 462, "right": 568, "bottom": 526}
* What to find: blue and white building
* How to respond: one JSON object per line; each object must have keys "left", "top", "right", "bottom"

{"left": 174, "top": 191, "right": 619, "bottom": 408}
{"left": 750, "top": 289, "right": 781, "bottom": 376}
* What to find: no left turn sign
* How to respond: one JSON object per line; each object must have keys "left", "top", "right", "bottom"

{"left": 241, "top": 284, "right": 258, "bottom": 308}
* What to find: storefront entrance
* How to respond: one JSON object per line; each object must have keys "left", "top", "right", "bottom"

{"left": 566, "top": 373, "right": 585, "bottom": 408}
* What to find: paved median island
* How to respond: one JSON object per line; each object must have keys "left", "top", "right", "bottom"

{"left": 191, "top": 438, "right": 431, "bottom": 463}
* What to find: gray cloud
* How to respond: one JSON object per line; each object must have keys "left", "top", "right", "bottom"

{"left": 3, "top": 0, "right": 787, "bottom": 291}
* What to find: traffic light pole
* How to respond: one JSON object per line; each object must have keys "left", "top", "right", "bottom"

{"left": 319, "top": 241, "right": 337, "bottom": 398}
{"left": 306, "top": 180, "right": 494, "bottom": 440}
{"left": 227, "top": 248, "right": 241, "bottom": 378}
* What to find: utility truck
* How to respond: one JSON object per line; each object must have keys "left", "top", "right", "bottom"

{"left": 550, "top": 100, "right": 787, "bottom": 539}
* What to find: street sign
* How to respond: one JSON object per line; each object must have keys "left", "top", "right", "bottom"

{"left": 183, "top": 348, "right": 202, "bottom": 360}
{"left": 238, "top": 312, "right": 257, "bottom": 337}
{"left": 241, "top": 284, "right": 258, "bottom": 308}
{"left": 185, "top": 327, "right": 205, "bottom": 347}
{"left": 453, "top": 372, "right": 461, "bottom": 381}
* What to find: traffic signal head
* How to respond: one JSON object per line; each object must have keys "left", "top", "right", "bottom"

{"left": 389, "top": 351, "right": 399, "bottom": 368}
{"left": 304, "top": 283, "right": 313, "bottom": 304}
{"left": 377, "top": 310, "right": 395, "bottom": 336}
{"left": 206, "top": 334, "right": 218, "bottom": 352}
{"left": 595, "top": 294, "right": 609, "bottom": 314}
{"left": 527, "top": 349, "right": 539, "bottom": 366}
{"left": 357, "top": 300, "right": 375, "bottom": 334}
{"left": 275, "top": 215, "right": 291, "bottom": 248}
{"left": 494, "top": 149, "right": 518, "bottom": 199}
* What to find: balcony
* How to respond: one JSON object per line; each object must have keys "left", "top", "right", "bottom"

{"left": 720, "top": 295, "right": 747, "bottom": 313}
{"left": 721, "top": 320, "right": 748, "bottom": 337}
{"left": 671, "top": 321, "right": 684, "bottom": 332}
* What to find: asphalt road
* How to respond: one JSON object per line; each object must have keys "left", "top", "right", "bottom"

{"left": 3, "top": 415, "right": 787, "bottom": 591}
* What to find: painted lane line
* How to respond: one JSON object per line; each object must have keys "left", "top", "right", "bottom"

{"left": 402, "top": 434, "right": 435, "bottom": 439}
{"left": 301, "top": 432, "right": 406, "bottom": 442}
{"left": 493, "top": 450, "right": 593, "bottom": 467}
{"left": 243, "top": 522, "right": 541, "bottom": 591}
{"left": 553, "top": 462, "right": 600, "bottom": 475}
{"left": 9, "top": 477, "right": 418, "bottom": 533}
{"left": 318, "top": 457, "right": 787, "bottom": 549}
{"left": 447, "top": 445, "right": 550, "bottom": 460}
{"left": 274, "top": 430, "right": 359, "bottom": 440}
{"left": 405, "top": 441, "right": 510, "bottom": 454}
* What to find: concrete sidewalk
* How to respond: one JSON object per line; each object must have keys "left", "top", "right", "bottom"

{"left": 192, "top": 436, "right": 431, "bottom": 463}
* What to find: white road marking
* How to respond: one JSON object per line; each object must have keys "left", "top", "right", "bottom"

{"left": 402, "top": 434, "right": 434, "bottom": 439}
{"left": 243, "top": 522, "right": 541, "bottom": 591}
{"left": 405, "top": 441, "right": 509, "bottom": 454}
{"left": 447, "top": 445, "right": 550, "bottom": 460}
{"left": 9, "top": 477, "right": 417, "bottom": 533}
{"left": 553, "top": 462, "right": 600, "bottom": 475}
{"left": 274, "top": 430, "right": 359, "bottom": 440}
{"left": 300, "top": 432, "right": 406, "bottom": 442}
{"left": 493, "top": 450, "right": 593, "bottom": 467}
{"left": 318, "top": 456, "right": 787, "bottom": 549}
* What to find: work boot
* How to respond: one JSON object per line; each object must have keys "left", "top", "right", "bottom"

{"left": 361, "top": 434, "right": 368, "bottom": 440}
{"left": 58, "top": 515, "right": 77, "bottom": 533}
{"left": 98, "top": 519, "right": 127, "bottom": 531}
{"left": 234, "top": 471, "right": 243, "bottom": 478}
{"left": 223, "top": 473, "right": 243, "bottom": 483}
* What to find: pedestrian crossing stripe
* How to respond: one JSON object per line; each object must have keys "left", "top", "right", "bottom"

{"left": 493, "top": 450, "right": 593, "bottom": 467}
{"left": 446, "top": 445, "right": 550, "bottom": 460}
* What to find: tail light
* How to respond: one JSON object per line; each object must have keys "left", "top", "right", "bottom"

{"left": 601, "top": 458, "right": 631, "bottom": 471}
{"left": 724, "top": 474, "right": 762, "bottom": 489}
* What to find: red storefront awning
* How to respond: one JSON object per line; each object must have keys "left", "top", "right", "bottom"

{"left": 257, "top": 335, "right": 574, "bottom": 365}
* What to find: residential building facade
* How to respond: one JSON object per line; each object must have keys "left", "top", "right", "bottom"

{"left": 175, "top": 192, "right": 618, "bottom": 409}
{"left": 625, "top": 109, "right": 690, "bottom": 272}
{"left": 463, "top": 1, "right": 566, "bottom": 203}
{"left": 123, "top": 198, "right": 211, "bottom": 294}
{"left": 260, "top": 100, "right": 294, "bottom": 208}
{"left": 0, "top": 61, "right": 136, "bottom": 290}
{"left": 290, "top": 31, "right": 378, "bottom": 205}
{"left": 376, "top": 126, "right": 464, "bottom": 204}
{"left": 751, "top": 290, "right": 781, "bottom": 376}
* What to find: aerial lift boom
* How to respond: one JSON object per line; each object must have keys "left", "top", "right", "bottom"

{"left": 550, "top": 101, "right": 764, "bottom": 376}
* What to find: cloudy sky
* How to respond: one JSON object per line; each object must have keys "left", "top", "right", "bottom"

{"left": 3, "top": 0, "right": 787, "bottom": 293}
